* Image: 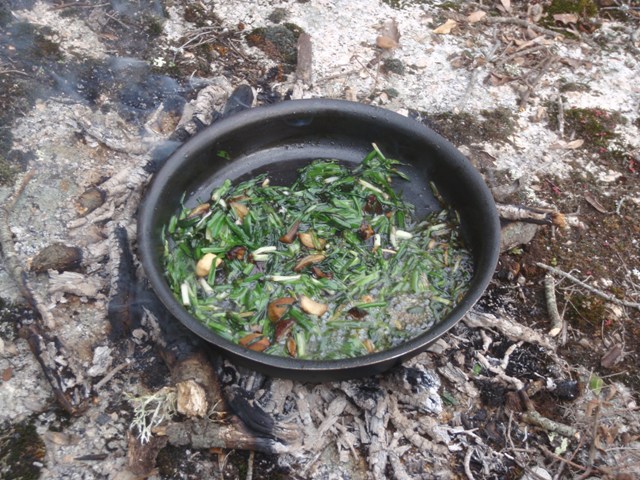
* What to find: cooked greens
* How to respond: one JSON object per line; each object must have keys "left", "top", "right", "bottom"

{"left": 162, "top": 146, "right": 473, "bottom": 359}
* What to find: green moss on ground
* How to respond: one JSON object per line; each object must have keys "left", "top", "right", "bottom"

{"left": 0, "top": 419, "right": 46, "bottom": 480}
{"left": 245, "top": 23, "right": 304, "bottom": 72}
{"left": 546, "top": 0, "right": 598, "bottom": 19}
{"left": 427, "top": 108, "right": 516, "bottom": 145}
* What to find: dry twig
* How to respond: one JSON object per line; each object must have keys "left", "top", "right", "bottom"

{"left": 483, "top": 16, "right": 562, "bottom": 39}
{"left": 463, "top": 446, "right": 476, "bottom": 480}
{"left": 520, "top": 390, "right": 579, "bottom": 439}
{"left": 536, "top": 263, "right": 640, "bottom": 310}
{"left": 544, "top": 274, "right": 563, "bottom": 337}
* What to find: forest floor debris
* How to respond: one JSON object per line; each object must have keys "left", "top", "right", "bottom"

{"left": 1, "top": 0, "right": 639, "bottom": 479}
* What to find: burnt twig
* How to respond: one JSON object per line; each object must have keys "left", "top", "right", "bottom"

{"left": 24, "top": 325, "right": 92, "bottom": 415}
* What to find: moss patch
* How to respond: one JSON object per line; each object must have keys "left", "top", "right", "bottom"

{"left": 246, "top": 23, "right": 304, "bottom": 72}
{"left": 547, "top": 105, "right": 631, "bottom": 169}
{"left": 424, "top": 108, "right": 516, "bottom": 146}
{"left": 382, "top": 58, "right": 405, "bottom": 75}
{"left": 268, "top": 7, "right": 290, "bottom": 24}
{"left": 546, "top": 0, "right": 598, "bottom": 19}
{"left": 0, "top": 418, "right": 46, "bottom": 480}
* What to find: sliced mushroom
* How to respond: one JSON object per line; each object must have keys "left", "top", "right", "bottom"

{"left": 298, "top": 231, "right": 326, "bottom": 250}
{"left": 286, "top": 337, "right": 297, "bottom": 357}
{"left": 293, "top": 254, "right": 325, "bottom": 272}
{"left": 187, "top": 202, "right": 210, "bottom": 219}
{"left": 299, "top": 295, "right": 328, "bottom": 316}
{"left": 279, "top": 220, "right": 301, "bottom": 244}
{"left": 274, "top": 318, "right": 295, "bottom": 341}
{"left": 347, "top": 306, "right": 367, "bottom": 319}
{"left": 195, "top": 253, "right": 222, "bottom": 277}
{"left": 238, "top": 333, "right": 270, "bottom": 352}
{"left": 230, "top": 201, "right": 249, "bottom": 221}
{"left": 267, "top": 297, "right": 296, "bottom": 322}
{"left": 226, "top": 246, "right": 247, "bottom": 260}
{"left": 358, "top": 221, "right": 375, "bottom": 240}
{"left": 311, "top": 266, "right": 333, "bottom": 279}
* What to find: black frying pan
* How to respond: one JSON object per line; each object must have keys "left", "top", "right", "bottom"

{"left": 138, "top": 99, "right": 500, "bottom": 381}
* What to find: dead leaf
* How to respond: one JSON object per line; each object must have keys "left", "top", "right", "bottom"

{"left": 553, "top": 13, "right": 579, "bottom": 24}
{"left": 433, "top": 19, "right": 457, "bottom": 34}
{"left": 500, "top": 0, "right": 512, "bottom": 13}
{"left": 584, "top": 192, "right": 608, "bottom": 213}
{"left": 2, "top": 367, "right": 12, "bottom": 382}
{"left": 565, "top": 138, "right": 584, "bottom": 149}
{"left": 600, "top": 344, "right": 623, "bottom": 369}
{"left": 467, "top": 10, "right": 486, "bottom": 23}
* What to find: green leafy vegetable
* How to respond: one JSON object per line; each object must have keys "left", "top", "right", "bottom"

{"left": 162, "top": 147, "right": 474, "bottom": 360}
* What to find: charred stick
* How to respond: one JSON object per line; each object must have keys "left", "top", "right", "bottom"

{"left": 161, "top": 416, "right": 291, "bottom": 454}
{"left": 475, "top": 351, "right": 525, "bottom": 390}
{"left": 388, "top": 396, "right": 449, "bottom": 452}
{"left": 107, "top": 224, "right": 141, "bottom": 339}
{"left": 24, "top": 324, "right": 91, "bottom": 415}
{"left": 1, "top": 171, "right": 90, "bottom": 414}
{"left": 387, "top": 435, "right": 412, "bottom": 480}
{"left": 544, "top": 274, "right": 563, "bottom": 337}
{"left": 536, "top": 263, "right": 640, "bottom": 310}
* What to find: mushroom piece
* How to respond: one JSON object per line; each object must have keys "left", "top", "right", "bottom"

{"left": 230, "top": 201, "right": 249, "bottom": 221}
{"left": 299, "top": 295, "right": 328, "bottom": 316}
{"left": 298, "top": 231, "right": 326, "bottom": 250}
{"left": 267, "top": 297, "right": 296, "bottom": 322}
{"left": 187, "top": 202, "right": 210, "bottom": 219}
{"left": 195, "top": 253, "right": 222, "bottom": 277}
{"left": 293, "top": 254, "right": 325, "bottom": 272}
{"left": 279, "top": 220, "right": 301, "bottom": 244}
{"left": 286, "top": 337, "right": 297, "bottom": 357}
{"left": 274, "top": 318, "right": 295, "bottom": 341}
{"left": 239, "top": 333, "right": 270, "bottom": 352}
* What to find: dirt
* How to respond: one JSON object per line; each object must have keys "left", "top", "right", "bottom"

{"left": 1, "top": 0, "right": 639, "bottom": 479}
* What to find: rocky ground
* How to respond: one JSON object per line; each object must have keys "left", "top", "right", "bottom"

{"left": 1, "top": 0, "right": 639, "bottom": 479}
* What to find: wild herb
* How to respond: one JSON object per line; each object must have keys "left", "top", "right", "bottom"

{"left": 163, "top": 146, "right": 473, "bottom": 359}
